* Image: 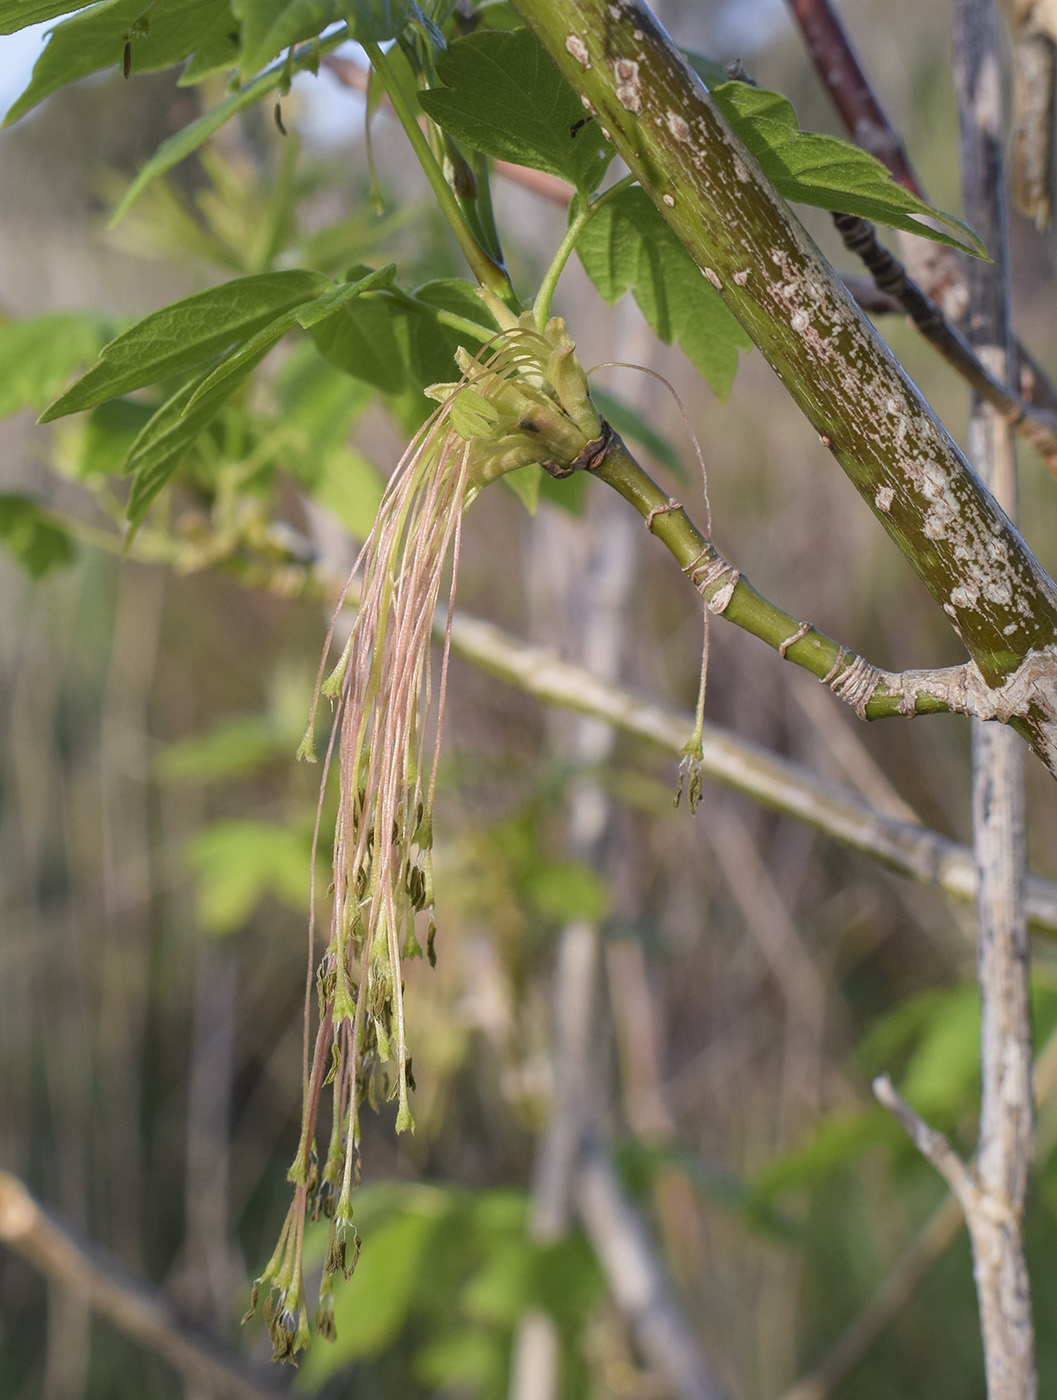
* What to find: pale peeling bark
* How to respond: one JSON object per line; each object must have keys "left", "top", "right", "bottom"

{"left": 511, "top": 0, "right": 1057, "bottom": 774}
{"left": 956, "top": 2, "right": 1037, "bottom": 1393}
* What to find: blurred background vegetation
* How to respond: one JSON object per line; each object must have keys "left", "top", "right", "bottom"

{"left": 5, "top": 1, "right": 1057, "bottom": 1397}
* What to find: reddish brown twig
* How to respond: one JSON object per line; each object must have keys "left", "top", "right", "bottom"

{"left": 786, "top": 0, "right": 1057, "bottom": 425}
{"left": 787, "top": 0, "right": 921, "bottom": 194}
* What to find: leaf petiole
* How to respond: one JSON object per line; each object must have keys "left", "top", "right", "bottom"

{"left": 363, "top": 41, "right": 515, "bottom": 303}
{"left": 533, "top": 173, "right": 637, "bottom": 331}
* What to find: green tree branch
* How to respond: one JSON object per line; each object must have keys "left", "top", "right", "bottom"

{"left": 511, "top": 0, "right": 1057, "bottom": 774}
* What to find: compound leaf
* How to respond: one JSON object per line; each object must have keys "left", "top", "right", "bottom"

{"left": 4, "top": 0, "right": 236, "bottom": 125}
{"left": 418, "top": 28, "right": 613, "bottom": 196}
{"left": 577, "top": 187, "right": 752, "bottom": 398}
{"left": 711, "top": 81, "right": 986, "bottom": 255}
{"left": 41, "top": 270, "right": 330, "bottom": 420}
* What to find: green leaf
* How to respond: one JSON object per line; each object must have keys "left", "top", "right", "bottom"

{"left": 897, "top": 984, "right": 981, "bottom": 1119}
{"left": 536, "top": 463, "right": 587, "bottom": 514}
{"left": 402, "top": 277, "right": 498, "bottom": 387}
{"left": 750, "top": 1110, "right": 897, "bottom": 1209}
{"left": 682, "top": 49, "right": 730, "bottom": 90}
{"left": 0, "top": 312, "right": 113, "bottom": 418}
{"left": 0, "top": 494, "right": 76, "bottom": 577}
{"left": 112, "top": 29, "right": 348, "bottom": 220}
{"left": 309, "top": 293, "right": 407, "bottom": 393}
{"left": 4, "top": 0, "right": 237, "bottom": 126}
{"left": 72, "top": 399, "right": 155, "bottom": 478}
{"left": 273, "top": 342, "right": 375, "bottom": 461}
{"left": 341, "top": 0, "right": 442, "bottom": 45}
{"left": 41, "top": 270, "right": 330, "bottom": 421}
{"left": 186, "top": 264, "right": 395, "bottom": 407}
{"left": 502, "top": 462, "right": 541, "bottom": 513}
{"left": 577, "top": 187, "right": 752, "bottom": 398}
{"left": 0, "top": 0, "right": 97, "bottom": 35}
{"left": 418, "top": 28, "right": 613, "bottom": 195}
{"left": 414, "top": 1330, "right": 504, "bottom": 1393}
{"left": 312, "top": 446, "right": 385, "bottom": 539}
{"left": 301, "top": 1209, "right": 440, "bottom": 1376}
{"left": 234, "top": 0, "right": 340, "bottom": 78}
{"left": 711, "top": 81, "right": 987, "bottom": 256}
{"left": 123, "top": 345, "right": 270, "bottom": 528}
{"left": 156, "top": 716, "right": 292, "bottom": 779}
{"left": 524, "top": 859, "right": 609, "bottom": 923}
{"left": 186, "top": 818, "right": 314, "bottom": 933}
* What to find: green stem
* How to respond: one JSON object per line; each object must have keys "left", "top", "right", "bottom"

{"left": 533, "top": 173, "right": 637, "bottom": 331}
{"left": 592, "top": 434, "right": 958, "bottom": 720}
{"left": 382, "top": 287, "right": 500, "bottom": 344}
{"left": 363, "top": 42, "right": 513, "bottom": 300}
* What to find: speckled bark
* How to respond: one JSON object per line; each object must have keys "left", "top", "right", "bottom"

{"left": 512, "top": 0, "right": 1057, "bottom": 772}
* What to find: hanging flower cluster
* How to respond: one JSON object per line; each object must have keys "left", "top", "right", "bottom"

{"left": 246, "top": 305, "right": 607, "bottom": 1360}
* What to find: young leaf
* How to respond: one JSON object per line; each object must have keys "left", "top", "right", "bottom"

{"left": 0, "top": 494, "right": 76, "bottom": 577}
{"left": 184, "top": 264, "right": 396, "bottom": 407}
{"left": 40, "top": 270, "right": 331, "bottom": 421}
{"left": 123, "top": 345, "right": 271, "bottom": 529}
{"left": 402, "top": 277, "right": 498, "bottom": 387}
{"left": 711, "top": 81, "right": 987, "bottom": 255}
{"left": 112, "top": 31, "right": 349, "bottom": 222}
{"left": 0, "top": 0, "right": 97, "bottom": 35}
{"left": 0, "top": 312, "right": 113, "bottom": 418}
{"left": 309, "top": 294, "right": 408, "bottom": 394}
{"left": 342, "top": 0, "right": 443, "bottom": 46}
{"left": 186, "top": 818, "right": 315, "bottom": 933}
{"left": 3, "top": 0, "right": 237, "bottom": 126}
{"left": 576, "top": 187, "right": 752, "bottom": 399}
{"left": 418, "top": 28, "right": 613, "bottom": 195}
{"left": 234, "top": 0, "right": 341, "bottom": 79}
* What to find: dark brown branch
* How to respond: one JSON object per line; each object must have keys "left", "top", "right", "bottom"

{"left": 831, "top": 212, "right": 1057, "bottom": 472}
{"left": 786, "top": 0, "right": 921, "bottom": 192}
{"left": 785, "top": 0, "right": 1057, "bottom": 419}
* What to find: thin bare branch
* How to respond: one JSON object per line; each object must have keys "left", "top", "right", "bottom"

{"left": 872, "top": 1076, "right": 978, "bottom": 1205}
{"left": 0, "top": 1175, "right": 285, "bottom": 1400}
{"left": 956, "top": 1, "right": 1037, "bottom": 1391}
{"left": 443, "top": 608, "right": 1057, "bottom": 936}
{"left": 777, "top": 1192, "right": 964, "bottom": 1400}
{"left": 576, "top": 1142, "right": 731, "bottom": 1400}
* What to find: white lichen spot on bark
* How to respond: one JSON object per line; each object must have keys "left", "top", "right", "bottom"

{"left": 875, "top": 485, "right": 894, "bottom": 512}
{"left": 918, "top": 461, "right": 947, "bottom": 500}
{"left": 732, "top": 155, "right": 750, "bottom": 182}
{"left": 733, "top": 270, "right": 749, "bottom": 285}
{"left": 923, "top": 500, "right": 953, "bottom": 539}
{"left": 666, "top": 109, "right": 690, "bottom": 142}
{"left": 614, "top": 58, "right": 643, "bottom": 113}
{"left": 566, "top": 35, "right": 590, "bottom": 66}
{"left": 608, "top": 3, "right": 620, "bottom": 16}
{"left": 662, "top": 193, "right": 675, "bottom": 207}
{"left": 633, "top": 28, "right": 644, "bottom": 39}
{"left": 951, "top": 584, "right": 979, "bottom": 609}
{"left": 600, "top": 127, "right": 611, "bottom": 140}
{"left": 983, "top": 577, "right": 1014, "bottom": 606}
{"left": 703, "top": 267, "right": 722, "bottom": 290}
{"left": 791, "top": 309, "right": 810, "bottom": 332}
